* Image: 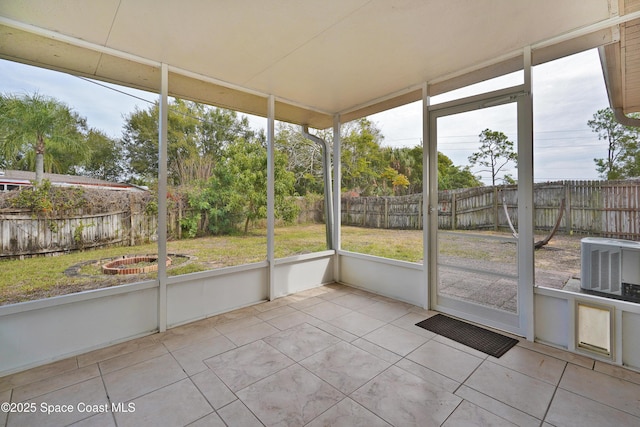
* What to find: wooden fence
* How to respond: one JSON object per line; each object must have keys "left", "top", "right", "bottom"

{"left": 0, "top": 209, "right": 157, "bottom": 258}
{"left": 341, "top": 180, "right": 640, "bottom": 239}
{"left": 0, "top": 196, "right": 319, "bottom": 257}
{"left": 3, "top": 180, "right": 637, "bottom": 258}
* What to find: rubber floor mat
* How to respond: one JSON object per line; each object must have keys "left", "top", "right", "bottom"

{"left": 415, "top": 314, "right": 518, "bottom": 358}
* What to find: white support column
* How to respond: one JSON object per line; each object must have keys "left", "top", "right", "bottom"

{"left": 157, "top": 63, "right": 169, "bottom": 332}
{"left": 518, "top": 46, "right": 535, "bottom": 340}
{"left": 422, "top": 83, "right": 431, "bottom": 310}
{"left": 267, "top": 95, "right": 276, "bottom": 300}
{"left": 332, "top": 114, "right": 341, "bottom": 282}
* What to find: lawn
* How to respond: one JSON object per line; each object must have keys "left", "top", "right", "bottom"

{"left": 0, "top": 224, "right": 581, "bottom": 305}
{"left": 0, "top": 224, "right": 329, "bottom": 305}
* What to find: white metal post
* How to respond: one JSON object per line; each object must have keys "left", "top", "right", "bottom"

{"left": 332, "top": 114, "right": 341, "bottom": 282}
{"left": 427, "top": 90, "right": 439, "bottom": 312}
{"left": 518, "top": 46, "right": 535, "bottom": 340}
{"left": 267, "top": 95, "right": 276, "bottom": 300}
{"left": 422, "top": 83, "right": 431, "bottom": 310}
{"left": 157, "top": 63, "right": 169, "bottom": 332}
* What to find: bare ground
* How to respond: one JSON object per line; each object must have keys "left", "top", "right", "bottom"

{"left": 533, "top": 233, "right": 582, "bottom": 278}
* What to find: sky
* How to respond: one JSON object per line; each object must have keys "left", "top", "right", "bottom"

{"left": 367, "top": 48, "right": 610, "bottom": 184}
{"left": 0, "top": 48, "right": 610, "bottom": 184}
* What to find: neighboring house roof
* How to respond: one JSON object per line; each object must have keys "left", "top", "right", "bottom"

{"left": 0, "top": 169, "right": 146, "bottom": 192}
{"left": 0, "top": 1, "right": 633, "bottom": 129}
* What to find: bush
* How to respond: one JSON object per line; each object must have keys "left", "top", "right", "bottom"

{"left": 9, "top": 180, "right": 86, "bottom": 216}
{"left": 0, "top": 180, "right": 155, "bottom": 216}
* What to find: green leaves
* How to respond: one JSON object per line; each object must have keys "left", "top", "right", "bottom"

{"left": 10, "top": 179, "right": 86, "bottom": 216}
{"left": 0, "top": 93, "right": 88, "bottom": 182}
{"left": 180, "top": 136, "right": 299, "bottom": 235}
{"left": 341, "top": 118, "right": 386, "bottom": 195}
{"left": 121, "top": 99, "right": 256, "bottom": 185}
{"left": 468, "top": 129, "right": 517, "bottom": 186}
{"left": 438, "top": 152, "right": 482, "bottom": 190}
{"left": 589, "top": 108, "right": 640, "bottom": 180}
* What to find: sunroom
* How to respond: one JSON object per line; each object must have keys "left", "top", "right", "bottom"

{"left": 1, "top": 1, "right": 640, "bottom": 426}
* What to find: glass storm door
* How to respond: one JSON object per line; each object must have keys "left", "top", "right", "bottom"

{"left": 428, "top": 89, "right": 529, "bottom": 335}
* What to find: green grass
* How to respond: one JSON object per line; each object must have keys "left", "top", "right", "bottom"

{"left": 341, "top": 227, "right": 423, "bottom": 262}
{"left": 0, "top": 224, "right": 581, "bottom": 305}
{"left": 0, "top": 224, "right": 330, "bottom": 305}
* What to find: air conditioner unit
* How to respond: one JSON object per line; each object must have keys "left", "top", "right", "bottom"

{"left": 581, "top": 237, "right": 640, "bottom": 303}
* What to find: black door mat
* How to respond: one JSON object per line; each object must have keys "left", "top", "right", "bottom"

{"left": 415, "top": 314, "right": 518, "bottom": 358}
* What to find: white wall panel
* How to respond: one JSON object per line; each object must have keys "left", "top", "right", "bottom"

{"left": 534, "top": 287, "right": 640, "bottom": 371}
{"left": 338, "top": 252, "right": 422, "bottom": 305}
{"left": 0, "top": 286, "right": 157, "bottom": 376}
{"left": 534, "top": 293, "right": 569, "bottom": 348}
{"left": 273, "top": 252, "right": 335, "bottom": 298}
{"left": 622, "top": 312, "right": 640, "bottom": 370}
{"left": 166, "top": 264, "right": 268, "bottom": 328}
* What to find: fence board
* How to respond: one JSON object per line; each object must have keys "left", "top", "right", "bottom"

{"left": 340, "top": 180, "right": 640, "bottom": 239}
{"left": 0, "top": 210, "right": 157, "bottom": 258}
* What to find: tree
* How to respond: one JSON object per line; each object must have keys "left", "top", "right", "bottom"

{"left": 405, "top": 147, "right": 422, "bottom": 193}
{"left": 391, "top": 172, "right": 410, "bottom": 195}
{"left": 379, "top": 166, "right": 404, "bottom": 195}
{"left": 0, "top": 93, "right": 88, "bottom": 182}
{"left": 438, "top": 152, "right": 483, "bottom": 190}
{"left": 341, "top": 118, "right": 386, "bottom": 195}
{"left": 192, "top": 134, "right": 299, "bottom": 234}
{"left": 383, "top": 147, "right": 418, "bottom": 194}
{"left": 588, "top": 108, "right": 640, "bottom": 180}
{"left": 121, "top": 102, "right": 159, "bottom": 182}
{"left": 76, "top": 129, "right": 126, "bottom": 182}
{"left": 275, "top": 123, "right": 324, "bottom": 195}
{"left": 468, "top": 129, "right": 517, "bottom": 186}
{"left": 121, "top": 99, "right": 254, "bottom": 185}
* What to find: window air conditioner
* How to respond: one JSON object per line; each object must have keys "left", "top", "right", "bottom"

{"left": 581, "top": 237, "right": 640, "bottom": 303}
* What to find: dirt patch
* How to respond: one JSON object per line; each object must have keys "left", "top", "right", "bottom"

{"left": 436, "top": 230, "right": 583, "bottom": 291}
{"left": 533, "top": 233, "right": 582, "bottom": 278}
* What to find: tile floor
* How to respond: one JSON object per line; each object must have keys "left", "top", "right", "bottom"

{"left": 2, "top": 283, "right": 640, "bottom": 426}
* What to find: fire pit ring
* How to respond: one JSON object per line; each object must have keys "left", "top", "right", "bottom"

{"left": 102, "top": 255, "right": 171, "bottom": 275}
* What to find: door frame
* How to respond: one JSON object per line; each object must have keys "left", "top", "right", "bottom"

{"left": 426, "top": 84, "right": 534, "bottom": 337}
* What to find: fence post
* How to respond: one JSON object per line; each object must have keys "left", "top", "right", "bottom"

{"left": 493, "top": 187, "right": 498, "bottom": 231}
{"left": 129, "top": 193, "right": 135, "bottom": 246}
{"left": 565, "top": 181, "right": 572, "bottom": 235}
{"left": 345, "top": 198, "right": 349, "bottom": 225}
{"left": 451, "top": 193, "right": 457, "bottom": 231}
{"left": 363, "top": 198, "right": 367, "bottom": 227}
{"left": 384, "top": 198, "right": 389, "bottom": 228}
{"left": 177, "top": 199, "right": 182, "bottom": 239}
{"left": 418, "top": 195, "right": 422, "bottom": 229}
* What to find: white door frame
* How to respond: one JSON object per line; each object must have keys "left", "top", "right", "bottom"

{"left": 426, "top": 77, "right": 534, "bottom": 337}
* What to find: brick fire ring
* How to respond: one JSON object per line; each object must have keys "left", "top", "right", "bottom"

{"left": 102, "top": 255, "right": 171, "bottom": 275}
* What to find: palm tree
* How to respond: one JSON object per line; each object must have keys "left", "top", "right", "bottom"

{"left": 0, "top": 93, "right": 87, "bottom": 183}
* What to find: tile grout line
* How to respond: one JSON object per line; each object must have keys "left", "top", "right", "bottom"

{"left": 539, "top": 361, "right": 569, "bottom": 426}
{"left": 439, "top": 399, "right": 465, "bottom": 426}
{"left": 96, "top": 363, "right": 118, "bottom": 427}
{"left": 3, "top": 389, "right": 14, "bottom": 427}
{"left": 453, "top": 355, "right": 485, "bottom": 395}
{"left": 453, "top": 382, "right": 544, "bottom": 425}
{"left": 555, "top": 364, "right": 640, "bottom": 420}
{"left": 183, "top": 374, "right": 218, "bottom": 425}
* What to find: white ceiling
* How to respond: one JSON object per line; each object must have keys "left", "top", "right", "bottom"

{"left": 0, "top": 0, "right": 623, "bottom": 128}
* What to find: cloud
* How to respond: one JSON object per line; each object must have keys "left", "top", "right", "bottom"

{"left": 0, "top": 60, "right": 156, "bottom": 139}
{"left": 369, "top": 48, "right": 609, "bottom": 183}
{"left": 0, "top": 48, "right": 610, "bottom": 183}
